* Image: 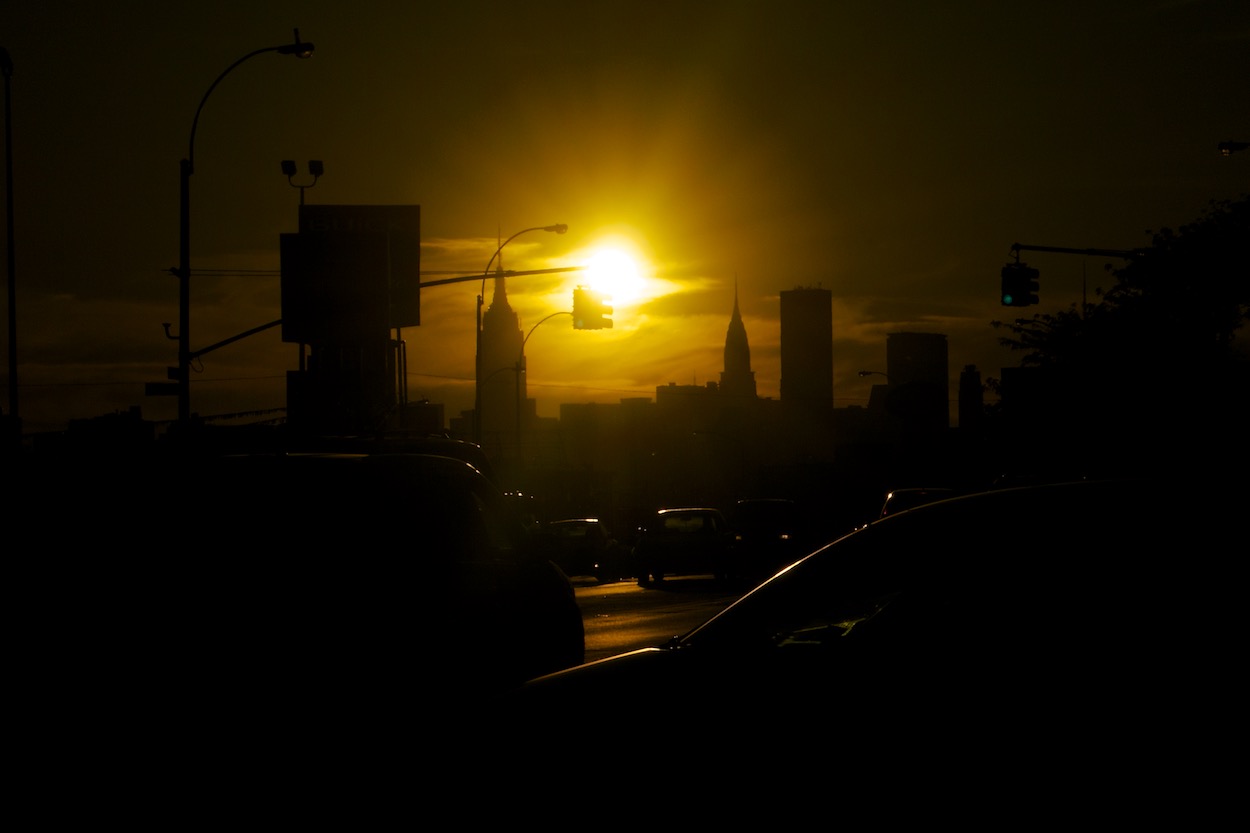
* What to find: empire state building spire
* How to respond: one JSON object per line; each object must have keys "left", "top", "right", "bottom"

{"left": 720, "top": 279, "right": 757, "bottom": 398}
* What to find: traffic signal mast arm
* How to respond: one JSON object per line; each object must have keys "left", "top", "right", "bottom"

{"left": 1010, "top": 243, "right": 1140, "bottom": 261}
{"left": 418, "top": 265, "right": 585, "bottom": 289}
{"left": 1001, "top": 242, "right": 1142, "bottom": 307}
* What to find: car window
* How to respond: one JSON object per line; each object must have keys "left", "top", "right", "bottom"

{"left": 657, "top": 511, "right": 724, "bottom": 535}
{"left": 664, "top": 515, "right": 703, "bottom": 533}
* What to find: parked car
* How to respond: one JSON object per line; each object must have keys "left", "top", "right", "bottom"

{"left": 632, "top": 507, "right": 733, "bottom": 585}
{"left": 545, "top": 518, "right": 630, "bottom": 582}
{"left": 503, "top": 478, "right": 1241, "bottom": 769}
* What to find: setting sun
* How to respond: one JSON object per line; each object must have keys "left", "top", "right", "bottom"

{"left": 583, "top": 245, "right": 647, "bottom": 306}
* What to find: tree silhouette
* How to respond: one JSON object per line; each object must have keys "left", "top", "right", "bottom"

{"left": 989, "top": 195, "right": 1249, "bottom": 478}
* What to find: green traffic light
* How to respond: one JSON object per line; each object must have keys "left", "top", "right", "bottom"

{"left": 1000, "top": 262, "right": 1039, "bottom": 307}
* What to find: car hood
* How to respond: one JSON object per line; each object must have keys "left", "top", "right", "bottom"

{"left": 519, "top": 647, "right": 673, "bottom": 695}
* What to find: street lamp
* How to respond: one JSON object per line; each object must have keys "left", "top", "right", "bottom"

{"left": 515, "top": 310, "right": 572, "bottom": 460}
{"left": 174, "top": 29, "right": 314, "bottom": 431}
{"left": 474, "top": 223, "right": 567, "bottom": 444}
{"left": 282, "top": 159, "right": 323, "bottom": 205}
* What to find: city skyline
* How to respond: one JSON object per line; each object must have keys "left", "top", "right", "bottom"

{"left": 2, "top": 2, "right": 1246, "bottom": 434}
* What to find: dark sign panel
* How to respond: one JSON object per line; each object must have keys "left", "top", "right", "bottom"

{"left": 281, "top": 232, "right": 390, "bottom": 345}
{"left": 281, "top": 205, "right": 421, "bottom": 344}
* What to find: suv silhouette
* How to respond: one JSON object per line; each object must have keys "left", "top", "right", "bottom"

{"left": 632, "top": 507, "right": 732, "bottom": 585}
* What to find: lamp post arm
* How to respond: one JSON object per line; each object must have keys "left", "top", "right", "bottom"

{"left": 482, "top": 224, "right": 568, "bottom": 277}
{"left": 188, "top": 46, "right": 281, "bottom": 168}
{"left": 515, "top": 310, "right": 573, "bottom": 458}
{"left": 521, "top": 311, "right": 572, "bottom": 357}
{"left": 186, "top": 30, "right": 313, "bottom": 167}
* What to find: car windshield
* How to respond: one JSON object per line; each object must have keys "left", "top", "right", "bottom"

{"left": 677, "top": 521, "right": 908, "bottom": 652}
{"left": 550, "top": 523, "right": 590, "bottom": 539}
{"left": 663, "top": 515, "right": 711, "bottom": 533}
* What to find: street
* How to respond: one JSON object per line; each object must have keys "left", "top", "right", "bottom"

{"left": 572, "top": 575, "right": 743, "bottom": 663}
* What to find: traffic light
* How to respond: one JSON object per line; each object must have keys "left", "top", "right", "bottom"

{"left": 573, "top": 287, "right": 613, "bottom": 329}
{"left": 1000, "top": 263, "right": 1040, "bottom": 307}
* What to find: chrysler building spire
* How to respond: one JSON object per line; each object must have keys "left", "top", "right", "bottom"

{"left": 720, "top": 278, "right": 757, "bottom": 398}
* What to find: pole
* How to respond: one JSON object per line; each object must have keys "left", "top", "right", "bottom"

{"left": 3, "top": 47, "right": 17, "bottom": 419}
{"left": 474, "top": 294, "right": 483, "bottom": 443}
{"left": 178, "top": 159, "right": 191, "bottom": 427}
{"left": 175, "top": 32, "right": 314, "bottom": 432}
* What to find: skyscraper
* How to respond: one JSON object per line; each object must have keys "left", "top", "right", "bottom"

{"left": 719, "top": 281, "right": 757, "bottom": 399}
{"left": 780, "top": 286, "right": 834, "bottom": 461}
{"left": 886, "top": 332, "right": 949, "bottom": 432}
{"left": 478, "top": 275, "right": 524, "bottom": 457}
{"left": 959, "top": 364, "right": 983, "bottom": 433}
{"left": 780, "top": 286, "right": 833, "bottom": 412}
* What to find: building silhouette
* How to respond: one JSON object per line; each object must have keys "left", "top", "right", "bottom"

{"left": 478, "top": 274, "right": 525, "bottom": 464}
{"left": 885, "top": 332, "right": 949, "bottom": 434}
{"left": 719, "top": 281, "right": 757, "bottom": 399}
{"left": 780, "top": 286, "right": 833, "bottom": 462}
{"left": 958, "top": 364, "right": 984, "bottom": 434}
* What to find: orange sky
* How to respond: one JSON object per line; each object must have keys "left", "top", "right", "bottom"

{"left": 3, "top": 1, "right": 1247, "bottom": 432}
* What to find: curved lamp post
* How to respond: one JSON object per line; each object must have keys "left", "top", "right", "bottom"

{"left": 514, "top": 310, "right": 572, "bottom": 457}
{"left": 474, "top": 223, "right": 566, "bottom": 444}
{"left": 175, "top": 29, "right": 314, "bottom": 430}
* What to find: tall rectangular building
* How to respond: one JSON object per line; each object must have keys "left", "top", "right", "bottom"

{"left": 780, "top": 287, "right": 834, "bottom": 461}
{"left": 780, "top": 287, "right": 833, "bottom": 411}
{"left": 886, "top": 332, "right": 949, "bottom": 432}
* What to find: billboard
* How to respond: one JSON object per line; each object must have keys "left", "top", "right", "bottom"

{"left": 281, "top": 205, "right": 420, "bottom": 345}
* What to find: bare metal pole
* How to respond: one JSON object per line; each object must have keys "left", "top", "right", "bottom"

{"left": 3, "top": 47, "right": 16, "bottom": 420}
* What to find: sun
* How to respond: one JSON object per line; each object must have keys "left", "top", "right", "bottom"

{"left": 583, "top": 245, "right": 647, "bottom": 306}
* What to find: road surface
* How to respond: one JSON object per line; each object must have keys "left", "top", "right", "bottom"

{"left": 572, "top": 575, "right": 743, "bottom": 663}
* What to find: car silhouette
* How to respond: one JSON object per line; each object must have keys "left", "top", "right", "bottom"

{"left": 503, "top": 477, "right": 1241, "bottom": 772}
{"left": 545, "top": 518, "right": 630, "bottom": 583}
{"left": 631, "top": 507, "right": 734, "bottom": 585}
{"left": 878, "top": 486, "right": 956, "bottom": 517}
{"left": 727, "top": 498, "right": 813, "bottom": 586}
{"left": 18, "top": 451, "right": 586, "bottom": 735}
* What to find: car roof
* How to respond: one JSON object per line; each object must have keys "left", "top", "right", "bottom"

{"left": 880, "top": 486, "right": 956, "bottom": 515}
{"left": 657, "top": 507, "right": 723, "bottom": 515}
